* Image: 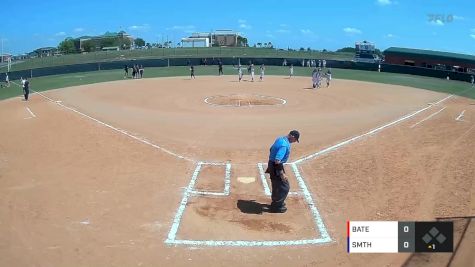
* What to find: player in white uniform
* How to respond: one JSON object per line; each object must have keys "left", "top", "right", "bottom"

{"left": 325, "top": 68, "right": 332, "bottom": 87}
{"left": 312, "top": 68, "right": 319, "bottom": 88}
{"left": 5, "top": 73, "right": 10, "bottom": 87}
{"left": 250, "top": 64, "right": 255, "bottom": 82}
{"left": 316, "top": 69, "right": 322, "bottom": 88}
{"left": 260, "top": 64, "right": 265, "bottom": 81}
{"left": 289, "top": 64, "right": 294, "bottom": 78}
{"left": 471, "top": 75, "right": 474, "bottom": 87}
{"left": 238, "top": 65, "right": 243, "bottom": 82}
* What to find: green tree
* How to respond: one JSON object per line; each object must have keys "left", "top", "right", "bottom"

{"left": 82, "top": 40, "right": 96, "bottom": 52}
{"left": 337, "top": 47, "right": 356, "bottom": 53}
{"left": 237, "top": 36, "right": 248, "bottom": 47}
{"left": 135, "top": 38, "right": 146, "bottom": 47}
{"left": 374, "top": 48, "right": 383, "bottom": 57}
{"left": 120, "top": 38, "right": 132, "bottom": 50}
{"left": 101, "top": 37, "right": 116, "bottom": 48}
{"left": 58, "top": 38, "right": 76, "bottom": 54}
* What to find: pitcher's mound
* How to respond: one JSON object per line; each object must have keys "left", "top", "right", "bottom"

{"left": 204, "top": 94, "right": 286, "bottom": 107}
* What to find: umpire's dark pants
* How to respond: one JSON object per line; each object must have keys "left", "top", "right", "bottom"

{"left": 266, "top": 161, "right": 290, "bottom": 209}
{"left": 24, "top": 89, "right": 29, "bottom": 100}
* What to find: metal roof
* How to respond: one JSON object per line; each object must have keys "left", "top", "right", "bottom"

{"left": 384, "top": 47, "right": 475, "bottom": 62}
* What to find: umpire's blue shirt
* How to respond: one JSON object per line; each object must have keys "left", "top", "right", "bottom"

{"left": 269, "top": 136, "right": 291, "bottom": 163}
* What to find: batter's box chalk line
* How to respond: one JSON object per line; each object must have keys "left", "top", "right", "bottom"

{"left": 258, "top": 162, "right": 302, "bottom": 196}
{"left": 165, "top": 161, "right": 332, "bottom": 247}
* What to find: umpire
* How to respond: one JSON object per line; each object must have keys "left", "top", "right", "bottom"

{"left": 265, "top": 130, "right": 300, "bottom": 213}
{"left": 23, "top": 78, "right": 30, "bottom": 101}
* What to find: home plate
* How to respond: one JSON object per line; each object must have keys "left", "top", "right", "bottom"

{"left": 237, "top": 177, "right": 256, "bottom": 184}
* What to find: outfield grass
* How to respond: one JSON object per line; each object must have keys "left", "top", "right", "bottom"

{"left": 1, "top": 48, "right": 354, "bottom": 72}
{"left": 1, "top": 66, "right": 473, "bottom": 101}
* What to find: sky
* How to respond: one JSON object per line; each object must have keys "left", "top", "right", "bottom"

{"left": 1, "top": 0, "right": 474, "bottom": 55}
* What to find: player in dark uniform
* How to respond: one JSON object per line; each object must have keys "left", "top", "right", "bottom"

{"left": 124, "top": 65, "right": 129, "bottom": 78}
{"left": 23, "top": 78, "right": 30, "bottom": 101}
{"left": 190, "top": 65, "right": 195, "bottom": 79}
{"left": 132, "top": 65, "right": 136, "bottom": 79}
{"left": 218, "top": 61, "right": 223, "bottom": 75}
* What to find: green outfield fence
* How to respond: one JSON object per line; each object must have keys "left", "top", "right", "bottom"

{"left": 2, "top": 58, "right": 473, "bottom": 84}
{"left": 1, "top": 47, "right": 354, "bottom": 72}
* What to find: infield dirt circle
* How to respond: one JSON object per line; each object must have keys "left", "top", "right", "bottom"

{"left": 0, "top": 75, "right": 473, "bottom": 266}
{"left": 41, "top": 75, "right": 447, "bottom": 163}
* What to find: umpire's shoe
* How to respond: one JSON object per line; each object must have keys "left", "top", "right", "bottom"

{"left": 269, "top": 206, "right": 287, "bottom": 213}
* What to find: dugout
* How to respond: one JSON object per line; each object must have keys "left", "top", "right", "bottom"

{"left": 384, "top": 47, "right": 475, "bottom": 74}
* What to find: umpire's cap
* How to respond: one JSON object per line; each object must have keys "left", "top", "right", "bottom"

{"left": 289, "top": 130, "right": 300, "bottom": 142}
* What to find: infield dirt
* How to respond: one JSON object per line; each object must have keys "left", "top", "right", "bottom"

{"left": 0, "top": 76, "right": 473, "bottom": 266}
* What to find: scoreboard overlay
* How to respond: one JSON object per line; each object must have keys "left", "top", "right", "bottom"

{"left": 347, "top": 221, "right": 453, "bottom": 253}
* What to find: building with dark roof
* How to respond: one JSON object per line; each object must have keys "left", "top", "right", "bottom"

{"left": 181, "top": 30, "right": 247, "bottom": 48}
{"left": 384, "top": 47, "right": 475, "bottom": 73}
{"left": 34, "top": 47, "right": 58, "bottom": 57}
{"left": 74, "top": 31, "right": 134, "bottom": 52}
